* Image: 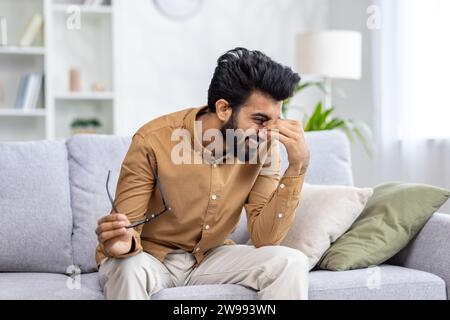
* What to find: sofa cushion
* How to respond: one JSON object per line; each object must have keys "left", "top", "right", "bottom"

{"left": 319, "top": 182, "right": 450, "bottom": 271}
{"left": 0, "top": 140, "right": 73, "bottom": 273}
{"left": 152, "top": 284, "right": 258, "bottom": 300}
{"left": 0, "top": 272, "right": 104, "bottom": 300}
{"left": 66, "top": 134, "right": 132, "bottom": 273}
{"left": 278, "top": 183, "right": 373, "bottom": 270}
{"left": 309, "top": 264, "right": 446, "bottom": 300}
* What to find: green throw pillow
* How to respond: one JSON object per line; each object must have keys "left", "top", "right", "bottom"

{"left": 318, "top": 182, "right": 450, "bottom": 271}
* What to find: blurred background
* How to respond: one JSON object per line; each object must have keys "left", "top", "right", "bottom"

{"left": 0, "top": 0, "right": 449, "bottom": 212}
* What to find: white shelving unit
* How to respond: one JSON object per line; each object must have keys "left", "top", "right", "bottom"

{"left": 0, "top": 109, "right": 46, "bottom": 117}
{"left": 54, "top": 91, "right": 115, "bottom": 100}
{"left": 0, "top": 0, "right": 116, "bottom": 141}
{"left": 0, "top": 46, "right": 46, "bottom": 55}
{"left": 52, "top": 3, "right": 113, "bottom": 14}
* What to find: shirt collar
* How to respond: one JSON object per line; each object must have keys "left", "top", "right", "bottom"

{"left": 184, "top": 105, "right": 232, "bottom": 165}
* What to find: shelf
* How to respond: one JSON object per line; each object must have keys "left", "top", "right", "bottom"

{"left": 0, "top": 1, "right": 115, "bottom": 142}
{"left": 54, "top": 91, "right": 114, "bottom": 100}
{"left": 52, "top": 4, "right": 113, "bottom": 14}
{"left": 0, "top": 108, "right": 46, "bottom": 117}
{"left": 0, "top": 46, "right": 45, "bottom": 56}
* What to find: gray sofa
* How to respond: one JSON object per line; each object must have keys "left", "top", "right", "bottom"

{"left": 1, "top": 129, "right": 449, "bottom": 300}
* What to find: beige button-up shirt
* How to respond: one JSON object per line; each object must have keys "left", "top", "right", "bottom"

{"left": 96, "top": 106, "right": 305, "bottom": 267}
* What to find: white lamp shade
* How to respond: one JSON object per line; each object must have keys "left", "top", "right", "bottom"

{"left": 295, "top": 30, "right": 362, "bottom": 80}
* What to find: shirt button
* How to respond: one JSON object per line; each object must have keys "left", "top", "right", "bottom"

{"left": 195, "top": 247, "right": 200, "bottom": 252}
{"left": 279, "top": 183, "right": 286, "bottom": 189}
{"left": 211, "top": 194, "right": 217, "bottom": 200}
{"left": 278, "top": 213, "right": 284, "bottom": 218}
{"left": 205, "top": 225, "right": 210, "bottom": 230}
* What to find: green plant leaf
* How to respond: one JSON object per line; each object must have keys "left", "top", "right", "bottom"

{"left": 297, "top": 81, "right": 328, "bottom": 94}
{"left": 281, "top": 79, "right": 374, "bottom": 159}
{"left": 304, "top": 101, "right": 323, "bottom": 131}
{"left": 323, "top": 118, "right": 342, "bottom": 130}
{"left": 283, "top": 81, "right": 327, "bottom": 114}
{"left": 317, "top": 107, "right": 334, "bottom": 130}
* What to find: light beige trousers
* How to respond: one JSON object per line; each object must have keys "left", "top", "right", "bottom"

{"left": 98, "top": 244, "right": 309, "bottom": 300}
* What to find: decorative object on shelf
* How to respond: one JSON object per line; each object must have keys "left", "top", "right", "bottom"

{"left": 91, "top": 82, "right": 105, "bottom": 92}
{"left": 71, "top": 118, "right": 102, "bottom": 135}
{"left": 18, "top": 13, "right": 43, "bottom": 47}
{"left": 152, "top": 0, "right": 203, "bottom": 21}
{"left": 14, "top": 73, "right": 43, "bottom": 110}
{"left": 295, "top": 30, "right": 362, "bottom": 109}
{"left": 0, "top": 16, "right": 7, "bottom": 46}
{"left": 69, "top": 68, "right": 81, "bottom": 91}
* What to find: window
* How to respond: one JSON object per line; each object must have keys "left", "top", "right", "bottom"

{"left": 399, "top": 0, "right": 450, "bottom": 139}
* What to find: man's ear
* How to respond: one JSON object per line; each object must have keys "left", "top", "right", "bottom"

{"left": 215, "top": 99, "right": 232, "bottom": 123}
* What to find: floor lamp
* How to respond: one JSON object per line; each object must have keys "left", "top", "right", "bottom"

{"left": 295, "top": 30, "right": 362, "bottom": 109}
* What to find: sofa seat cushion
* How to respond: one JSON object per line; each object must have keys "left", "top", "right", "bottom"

{"left": 151, "top": 284, "right": 258, "bottom": 300}
{"left": 0, "top": 273, "right": 256, "bottom": 300}
{"left": 1, "top": 265, "right": 445, "bottom": 300}
{"left": 309, "top": 264, "right": 446, "bottom": 300}
{"left": 0, "top": 272, "right": 104, "bottom": 300}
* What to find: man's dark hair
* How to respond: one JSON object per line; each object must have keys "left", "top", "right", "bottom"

{"left": 207, "top": 47, "right": 301, "bottom": 112}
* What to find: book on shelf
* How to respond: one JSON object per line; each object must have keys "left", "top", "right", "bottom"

{"left": 15, "top": 73, "right": 43, "bottom": 110}
{"left": 18, "top": 13, "right": 43, "bottom": 47}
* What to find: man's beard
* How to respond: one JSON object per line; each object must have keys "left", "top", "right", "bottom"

{"left": 220, "top": 113, "right": 259, "bottom": 163}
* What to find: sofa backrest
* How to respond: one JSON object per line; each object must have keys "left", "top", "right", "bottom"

{"left": 66, "top": 135, "right": 132, "bottom": 273}
{"left": 0, "top": 140, "right": 73, "bottom": 273}
{"left": 0, "top": 129, "right": 353, "bottom": 274}
{"left": 66, "top": 129, "right": 353, "bottom": 272}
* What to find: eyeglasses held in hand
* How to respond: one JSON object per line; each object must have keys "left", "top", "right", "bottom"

{"left": 106, "top": 153, "right": 171, "bottom": 229}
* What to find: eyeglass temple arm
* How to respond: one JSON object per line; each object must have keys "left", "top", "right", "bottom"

{"left": 106, "top": 170, "right": 119, "bottom": 213}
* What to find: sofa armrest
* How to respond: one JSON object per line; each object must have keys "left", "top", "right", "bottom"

{"left": 390, "top": 212, "right": 450, "bottom": 299}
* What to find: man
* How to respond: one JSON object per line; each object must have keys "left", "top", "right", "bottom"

{"left": 96, "top": 47, "right": 310, "bottom": 300}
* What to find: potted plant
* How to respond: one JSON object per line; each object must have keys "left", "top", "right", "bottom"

{"left": 71, "top": 118, "right": 102, "bottom": 135}
{"left": 283, "top": 81, "right": 374, "bottom": 157}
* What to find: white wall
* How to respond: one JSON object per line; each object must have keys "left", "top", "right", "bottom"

{"left": 114, "top": 0, "right": 330, "bottom": 135}
{"left": 328, "top": 0, "right": 377, "bottom": 188}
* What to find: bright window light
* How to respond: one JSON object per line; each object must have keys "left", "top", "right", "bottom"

{"left": 399, "top": 0, "right": 450, "bottom": 139}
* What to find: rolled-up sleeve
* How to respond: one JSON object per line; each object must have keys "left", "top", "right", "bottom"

{"left": 244, "top": 140, "right": 305, "bottom": 247}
